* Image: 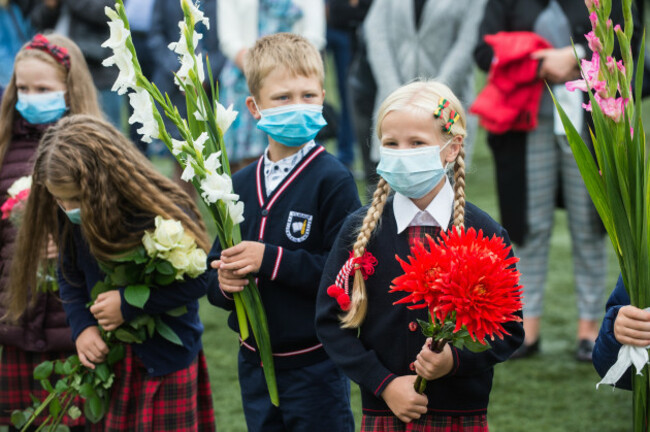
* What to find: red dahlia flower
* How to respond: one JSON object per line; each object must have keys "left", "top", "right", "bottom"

{"left": 391, "top": 227, "right": 522, "bottom": 345}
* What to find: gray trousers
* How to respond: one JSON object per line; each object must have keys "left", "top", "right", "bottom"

{"left": 516, "top": 117, "right": 607, "bottom": 320}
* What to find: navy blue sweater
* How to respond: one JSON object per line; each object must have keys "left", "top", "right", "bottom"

{"left": 207, "top": 145, "right": 361, "bottom": 369}
{"left": 593, "top": 275, "right": 632, "bottom": 390}
{"left": 316, "top": 198, "right": 525, "bottom": 416}
{"left": 58, "top": 224, "right": 206, "bottom": 377}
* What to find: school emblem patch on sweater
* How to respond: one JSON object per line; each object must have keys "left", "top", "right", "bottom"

{"left": 286, "top": 211, "right": 313, "bottom": 242}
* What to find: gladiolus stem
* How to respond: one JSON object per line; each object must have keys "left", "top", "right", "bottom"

{"left": 413, "top": 338, "right": 448, "bottom": 394}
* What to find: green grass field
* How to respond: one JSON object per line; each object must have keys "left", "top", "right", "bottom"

{"left": 195, "top": 120, "right": 632, "bottom": 431}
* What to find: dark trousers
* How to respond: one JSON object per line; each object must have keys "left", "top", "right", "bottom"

{"left": 238, "top": 351, "right": 355, "bottom": 432}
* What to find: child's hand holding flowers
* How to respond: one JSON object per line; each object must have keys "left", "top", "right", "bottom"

{"left": 414, "top": 337, "right": 454, "bottom": 381}
{"left": 90, "top": 291, "right": 125, "bottom": 331}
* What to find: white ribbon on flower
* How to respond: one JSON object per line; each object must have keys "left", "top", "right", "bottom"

{"left": 597, "top": 307, "right": 650, "bottom": 388}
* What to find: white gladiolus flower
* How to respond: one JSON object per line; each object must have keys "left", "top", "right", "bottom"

{"left": 182, "top": 0, "right": 210, "bottom": 29}
{"left": 104, "top": 5, "right": 120, "bottom": 21}
{"left": 200, "top": 173, "right": 238, "bottom": 204}
{"left": 168, "top": 22, "right": 201, "bottom": 57}
{"left": 193, "top": 108, "right": 205, "bottom": 121}
{"left": 103, "top": 47, "right": 136, "bottom": 95}
{"left": 181, "top": 156, "right": 196, "bottom": 182}
{"left": 227, "top": 200, "right": 245, "bottom": 225}
{"left": 216, "top": 102, "right": 238, "bottom": 134}
{"left": 186, "top": 248, "right": 207, "bottom": 278}
{"left": 8, "top": 176, "right": 31, "bottom": 197}
{"left": 192, "top": 132, "right": 208, "bottom": 155}
{"left": 171, "top": 139, "right": 186, "bottom": 156}
{"left": 102, "top": 11, "right": 129, "bottom": 50}
{"left": 128, "top": 88, "right": 159, "bottom": 143}
{"left": 204, "top": 151, "right": 222, "bottom": 173}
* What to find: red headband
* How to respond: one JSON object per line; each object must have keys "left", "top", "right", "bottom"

{"left": 25, "top": 34, "right": 71, "bottom": 70}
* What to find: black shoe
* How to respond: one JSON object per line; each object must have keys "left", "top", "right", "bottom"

{"left": 510, "top": 339, "right": 540, "bottom": 359}
{"left": 576, "top": 339, "right": 595, "bottom": 362}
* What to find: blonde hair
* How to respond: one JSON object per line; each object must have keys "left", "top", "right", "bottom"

{"left": 243, "top": 32, "right": 324, "bottom": 98}
{"left": 0, "top": 34, "right": 101, "bottom": 169}
{"left": 7, "top": 115, "right": 209, "bottom": 321}
{"left": 340, "top": 80, "right": 468, "bottom": 328}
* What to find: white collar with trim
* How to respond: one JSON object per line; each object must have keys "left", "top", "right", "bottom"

{"left": 393, "top": 178, "right": 453, "bottom": 234}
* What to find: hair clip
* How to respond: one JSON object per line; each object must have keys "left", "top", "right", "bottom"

{"left": 433, "top": 98, "right": 450, "bottom": 119}
{"left": 25, "top": 34, "right": 71, "bottom": 70}
{"left": 443, "top": 110, "right": 460, "bottom": 134}
{"left": 326, "top": 251, "right": 377, "bottom": 311}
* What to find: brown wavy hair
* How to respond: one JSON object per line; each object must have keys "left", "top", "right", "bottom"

{"left": 0, "top": 33, "right": 101, "bottom": 169}
{"left": 7, "top": 115, "right": 209, "bottom": 320}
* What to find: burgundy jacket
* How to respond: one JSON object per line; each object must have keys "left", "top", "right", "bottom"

{"left": 0, "top": 116, "right": 74, "bottom": 352}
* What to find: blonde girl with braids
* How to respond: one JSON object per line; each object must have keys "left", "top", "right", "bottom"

{"left": 8, "top": 115, "right": 216, "bottom": 431}
{"left": 315, "top": 80, "right": 524, "bottom": 431}
{"left": 0, "top": 33, "right": 100, "bottom": 430}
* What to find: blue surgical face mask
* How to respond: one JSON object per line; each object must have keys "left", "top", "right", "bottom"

{"left": 255, "top": 102, "right": 327, "bottom": 147}
{"left": 376, "top": 141, "right": 452, "bottom": 199}
{"left": 16, "top": 91, "right": 68, "bottom": 124}
{"left": 59, "top": 204, "right": 81, "bottom": 225}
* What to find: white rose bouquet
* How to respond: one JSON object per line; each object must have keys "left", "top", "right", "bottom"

{"left": 98, "top": 0, "right": 278, "bottom": 404}
{"left": 12, "top": 217, "right": 208, "bottom": 430}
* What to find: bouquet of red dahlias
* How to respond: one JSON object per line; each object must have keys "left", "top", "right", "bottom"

{"left": 390, "top": 227, "right": 523, "bottom": 393}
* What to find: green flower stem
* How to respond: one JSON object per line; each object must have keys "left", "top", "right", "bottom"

{"left": 413, "top": 338, "right": 448, "bottom": 395}
{"left": 18, "top": 392, "right": 58, "bottom": 431}
{"left": 233, "top": 293, "right": 249, "bottom": 341}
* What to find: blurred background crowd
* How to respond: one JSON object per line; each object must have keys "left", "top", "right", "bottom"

{"left": 1, "top": 0, "right": 650, "bottom": 429}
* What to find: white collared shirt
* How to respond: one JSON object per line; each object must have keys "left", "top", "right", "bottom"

{"left": 263, "top": 141, "right": 316, "bottom": 195}
{"left": 393, "top": 178, "right": 454, "bottom": 234}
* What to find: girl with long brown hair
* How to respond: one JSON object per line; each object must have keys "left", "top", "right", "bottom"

{"left": 0, "top": 33, "right": 100, "bottom": 430}
{"left": 8, "top": 115, "right": 216, "bottom": 431}
{"left": 315, "top": 80, "right": 524, "bottom": 431}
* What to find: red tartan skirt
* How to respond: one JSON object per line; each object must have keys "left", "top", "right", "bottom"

{"left": 0, "top": 345, "right": 86, "bottom": 427}
{"left": 91, "top": 345, "right": 216, "bottom": 432}
{"left": 360, "top": 414, "right": 488, "bottom": 432}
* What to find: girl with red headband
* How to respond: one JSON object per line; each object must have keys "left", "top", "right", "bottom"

{"left": 0, "top": 33, "right": 101, "bottom": 430}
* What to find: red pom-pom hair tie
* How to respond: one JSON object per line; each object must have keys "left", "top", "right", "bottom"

{"left": 327, "top": 251, "right": 378, "bottom": 311}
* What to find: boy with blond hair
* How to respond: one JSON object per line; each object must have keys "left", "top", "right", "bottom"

{"left": 207, "top": 33, "right": 359, "bottom": 432}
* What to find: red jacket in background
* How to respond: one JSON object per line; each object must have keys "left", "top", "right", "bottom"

{"left": 470, "top": 31, "right": 552, "bottom": 134}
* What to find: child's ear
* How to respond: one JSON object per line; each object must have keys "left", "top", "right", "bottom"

{"left": 245, "top": 96, "right": 261, "bottom": 120}
{"left": 444, "top": 135, "right": 463, "bottom": 163}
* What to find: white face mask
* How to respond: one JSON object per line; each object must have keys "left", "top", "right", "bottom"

{"left": 376, "top": 140, "right": 451, "bottom": 199}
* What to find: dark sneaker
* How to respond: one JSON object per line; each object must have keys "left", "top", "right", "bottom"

{"left": 576, "top": 339, "right": 595, "bottom": 362}
{"left": 510, "top": 339, "right": 540, "bottom": 359}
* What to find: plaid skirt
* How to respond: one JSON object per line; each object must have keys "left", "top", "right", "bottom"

{"left": 96, "top": 345, "right": 216, "bottom": 432}
{"left": 360, "top": 413, "right": 488, "bottom": 432}
{"left": 0, "top": 345, "right": 86, "bottom": 427}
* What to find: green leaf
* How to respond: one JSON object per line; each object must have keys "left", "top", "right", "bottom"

{"left": 110, "top": 264, "right": 131, "bottom": 286}
{"left": 112, "top": 246, "right": 147, "bottom": 263}
{"left": 54, "top": 360, "right": 65, "bottom": 375}
{"left": 453, "top": 336, "right": 491, "bottom": 353}
{"left": 107, "top": 344, "right": 125, "bottom": 366}
{"left": 54, "top": 378, "right": 69, "bottom": 394}
{"left": 114, "top": 328, "right": 142, "bottom": 344}
{"left": 156, "top": 260, "right": 175, "bottom": 275}
{"left": 67, "top": 405, "right": 82, "bottom": 420}
{"left": 40, "top": 378, "right": 54, "bottom": 392}
{"left": 63, "top": 356, "right": 80, "bottom": 375}
{"left": 155, "top": 317, "right": 183, "bottom": 346}
{"left": 11, "top": 410, "right": 27, "bottom": 428}
{"left": 166, "top": 306, "right": 188, "bottom": 317}
{"left": 78, "top": 382, "right": 96, "bottom": 399}
{"left": 49, "top": 395, "right": 62, "bottom": 418}
{"left": 124, "top": 284, "right": 150, "bottom": 309}
{"left": 154, "top": 272, "right": 176, "bottom": 286}
{"left": 84, "top": 395, "right": 105, "bottom": 424}
{"left": 34, "top": 361, "right": 54, "bottom": 380}
{"left": 94, "top": 363, "right": 110, "bottom": 382}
